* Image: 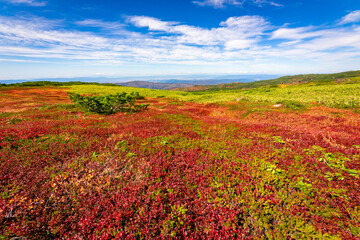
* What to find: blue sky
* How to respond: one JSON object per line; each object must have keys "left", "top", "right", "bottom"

{"left": 1, "top": 0, "right": 360, "bottom": 80}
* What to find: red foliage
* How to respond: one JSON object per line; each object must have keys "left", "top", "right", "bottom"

{"left": 1, "top": 87, "right": 360, "bottom": 239}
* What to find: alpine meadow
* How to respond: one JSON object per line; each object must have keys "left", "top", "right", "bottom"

{"left": 1, "top": 71, "right": 360, "bottom": 239}
{"left": 1, "top": 0, "right": 360, "bottom": 239}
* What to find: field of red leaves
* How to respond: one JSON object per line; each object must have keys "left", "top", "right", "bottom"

{"left": 1, "top": 87, "right": 360, "bottom": 239}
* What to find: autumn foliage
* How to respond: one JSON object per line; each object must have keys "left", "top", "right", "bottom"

{"left": 1, "top": 87, "right": 360, "bottom": 239}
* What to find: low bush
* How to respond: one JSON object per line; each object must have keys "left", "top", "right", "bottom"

{"left": 277, "top": 100, "right": 306, "bottom": 110}
{"left": 68, "top": 92, "right": 149, "bottom": 114}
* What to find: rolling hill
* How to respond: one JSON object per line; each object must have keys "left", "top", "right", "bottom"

{"left": 176, "top": 70, "right": 360, "bottom": 91}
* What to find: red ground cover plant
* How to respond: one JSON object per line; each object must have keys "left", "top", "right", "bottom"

{"left": 1, "top": 87, "right": 360, "bottom": 239}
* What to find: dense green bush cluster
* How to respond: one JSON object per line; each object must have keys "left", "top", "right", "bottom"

{"left": 68, "top": 92, "right": 148, "bottom": 114}
{"left": 277, "top": 100, "right": 306, "bottom": 110}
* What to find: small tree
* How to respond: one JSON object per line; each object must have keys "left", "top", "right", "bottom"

{"left": 68, "top": 92, "right": 149, "bottom": 115}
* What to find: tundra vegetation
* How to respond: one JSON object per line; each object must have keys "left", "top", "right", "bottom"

{"left": 68, "top": 92, "right": 149, "bottom": 114}
{"left": 0, "top": 72, "right": 360, "bottom": 239}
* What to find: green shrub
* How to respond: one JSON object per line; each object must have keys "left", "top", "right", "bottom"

{"left": 277, "top": 100, "right": 306, "bottom": 110}
{"left": 68, "top": 92, "right": 149, "bottom": 115}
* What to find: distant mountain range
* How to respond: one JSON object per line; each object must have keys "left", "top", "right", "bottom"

{"left": 117, "top": 78, "right": 280, "bottom": 90}
{"left": 0, "top": 74, "right": 280, "bottom": 89}
{"left": 117, "top": 81, "right": 193, "bottom": 90}
{"left": 0, "top": 77, "right": 117, "bottom": 85}
{"left": 2, "top": 71, "right": 359, "bottom": 91}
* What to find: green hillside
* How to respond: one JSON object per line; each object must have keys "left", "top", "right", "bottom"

{"left": 67, "top": 78, "right": 360, "bottom": 109}
{"left": 179, "top": 70, "right": 360, "bottom": 91}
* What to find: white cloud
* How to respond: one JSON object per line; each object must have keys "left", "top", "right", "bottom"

{"left": 5, "top": 0, "right": 47, "bottom": 6}
{"left": 0, "top": 14, "right": 271, "bottom": 65}
{"left": 277, "top": 40, "right": 301, "bottom": 47}
{"left": 220, "top": 15, "right": 268, "bottom": 34}
{"left": 296, "top": 29, "right": 360, "bottom": 51}
{"left": 76, "top": 19, "right": 125, "bottom": 30}
{"left": 0, "top": 16, "right": 108, "bottom": 48}
{"left": 269, "top": 13, "right": 360, "bottom": 54}
{"left": 340, "top": 10, "right": 360, "bottom": 24}
{"left": 193, "top": 0, "right": 282, "bottom": 8}
{"left": 0, "top": 58, "right": 43, "bottom": 62}
{"left": 270, "top": 27, "right": 323, "bottom": 40}
{"left": 193, "top": 0, "right": 243, "bottom": 8}
{"left": 252, "top": 0, "right": 283, "bottom": 7}
{"left": 128, "top": 16, "right": 177, "bottom": 31}
{"left": 1, "top": 11, "right": 360, "bottom": 76}
{"left": 225, "top": 39, "right": 255, "bottom": 49}
{"left": 128, "top": 15, "right": 269, "bottom": 47}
